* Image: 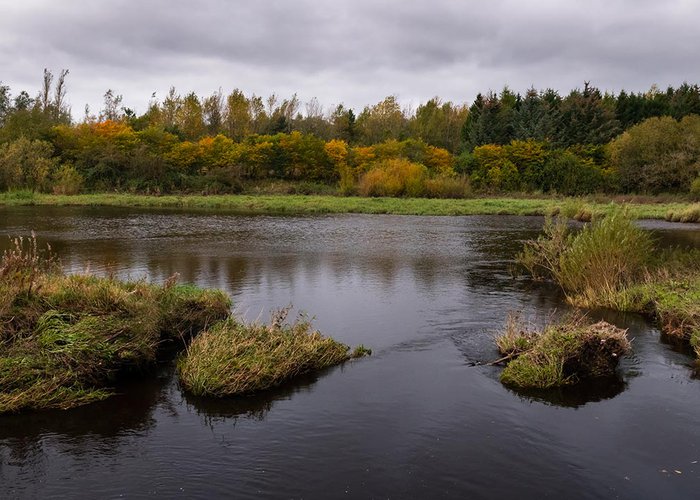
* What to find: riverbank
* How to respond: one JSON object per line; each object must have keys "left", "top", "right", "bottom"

{"left": 1, "top": 191, "right": 698, "bottom": 220}
{"left": 517, "top": 214, "right": 700, "bottom": 360}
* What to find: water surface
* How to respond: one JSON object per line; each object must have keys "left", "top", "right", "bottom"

{"left": 1, "top": 207, "right": 699, "bottom": 499}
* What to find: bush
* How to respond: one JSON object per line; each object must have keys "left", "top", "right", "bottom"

{"left": 609, "top": 115, "right": 700, "bottom": 193}
{"left": 0, "top": 137, "right": 56, "bottom": 191}
{"left": 424, "top": 175, "right": 471, "bottom": 198}
{"left": 51, "top": 164, "right": 84, "bottom": 195}
{"left": 358, "top": 158, "right": 427, "bottom": 197}
{"left": 541, "top": 150, "right": 604, "bottom": 195}
{"left": 690, "top": 177, "right": 700, "bottom": 200}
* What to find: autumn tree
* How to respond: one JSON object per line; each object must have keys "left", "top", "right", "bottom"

{"left": 223, "top": 89, "right": 251, "bottom": 140}
{"left": 355, "top": 96, "right": 407, "bottom": 145}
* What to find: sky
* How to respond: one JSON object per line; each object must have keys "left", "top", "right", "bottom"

{"left": 1, "top": 0, "right": 699, "bottom": 118}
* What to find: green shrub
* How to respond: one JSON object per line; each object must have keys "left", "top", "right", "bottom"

{"left": 691, "top": 177, "right": 700, "bottom": 200}
{"left": 51, "top": 164, "right": 84, "bottom": 195}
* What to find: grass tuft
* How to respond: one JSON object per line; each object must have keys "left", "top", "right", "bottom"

{"left": 178, "top": 309, "right": 370, "bottom": 397}
{"left": 497, "top": 313, "right": 631, "bottom": 389}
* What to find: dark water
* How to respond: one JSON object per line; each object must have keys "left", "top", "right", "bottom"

{"left": 1, "top": 206, "right": 699, "bottom": 499}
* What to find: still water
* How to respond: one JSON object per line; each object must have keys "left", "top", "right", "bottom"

{"left": 1, "top": 206, "right": 699, "bottom": 499}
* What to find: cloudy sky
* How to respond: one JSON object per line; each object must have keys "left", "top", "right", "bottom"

{"left": 1, "top": 0, "right": 699, "bottom": 117}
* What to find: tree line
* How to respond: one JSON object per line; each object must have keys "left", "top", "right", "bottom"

{"left": 1, "top": 70, "right": 699, "bottom": 197}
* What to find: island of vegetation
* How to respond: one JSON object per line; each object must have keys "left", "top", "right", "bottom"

{"left": 496, "top": 211, "right": 700, "bottom": 389}
{"left": 495, "top": 313, "right": 630, "bottom": 389}
{"left": 0, "top": 236, "right": 368, "bottom": 414}
{"left": 178, "top": 308, "right": 370, "bottom": 397}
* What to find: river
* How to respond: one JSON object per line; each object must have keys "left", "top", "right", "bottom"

{"left": 1, "top": 206, "right": 699, "bottom": 499}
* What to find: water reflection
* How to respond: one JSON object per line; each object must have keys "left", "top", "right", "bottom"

{"left": 505, "top": 376, "right": 627, "bottom": 408}
{"left": 183, "top": 369, "right": 330, "bottom": 424}
{"left": 0, "top": 370, "right": 166, "bottom": 491}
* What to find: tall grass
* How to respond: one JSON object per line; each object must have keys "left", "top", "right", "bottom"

{"left": 518, "top": 215, "right": 700, "bottom": 360}
{"left": 665, "top": 203, "right": 700, "bottom": 223}
{"left": 518, "top": 212, "right": 653, "bottom": 307}
{"left": 178, "top": 309, "right": 370, "bottom": 397}
{"left": 0, "top": 236, "right": 231, "bottom": 413}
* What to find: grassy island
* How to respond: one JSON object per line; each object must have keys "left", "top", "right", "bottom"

{"left": 0, "top": 236, "right": 370, "bottom": 413}
{"left": 0, "top": 236, "right": 231, "bottom": 413}
{"left": 178, "top": 309, "right": 370, "bottom": 397}
{"left": 496, "top": 313, "right": 630, "bottom": 389}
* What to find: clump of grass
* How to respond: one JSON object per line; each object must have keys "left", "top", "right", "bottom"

{"left": 496, "top": 312, "right": 631, "bottom": 389}
{"left": 665, "top": 203, "right": 700, "bottom": 223}
{"left": 494, "top": 312, "right": 539, "bottom": 357}
{"left": 518, "top": 217, "right": 700, "bottom": 359}
{"left": 518, "top": 212, "right": 654, "bottom": 307}
{"left": 0, "top": 235, "right": 231, "bottom": 414}
{"left": 178, "top": 308, "right": 370, "bottom": 397}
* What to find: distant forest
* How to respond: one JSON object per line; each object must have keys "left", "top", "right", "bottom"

{"left": 1, "top": 69, "right": 699, "bottom": 198}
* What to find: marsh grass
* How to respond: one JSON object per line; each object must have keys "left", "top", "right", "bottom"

{"left": 497, "top": 313, "right": 631, "bottom": 389}
{"left": 178, "top": 309, "right": 370, "bottom": 397}
{"left": 518, "top": 215, "right": 700, "bottom": 358}
{"left": 665, "top": 203, "right": 700, "bottom": 223}
{"left": 518, "top": 212, "right": 654, "bottom": 307}
{"left": 0, "top": 236, "right": 231, "bottom": 413}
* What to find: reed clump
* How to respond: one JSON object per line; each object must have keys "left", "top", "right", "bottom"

{"left": 517, "top": 215, "right": 700, "bottom": 357}
{"left": 496, "top": 313, "right": 631, "bottom": 389}
{"left": 518, "top": 212, "right": 653, "bottom": 307}
{"left": 0, "top": 235, "right": 231, "bottom": 413}
{"left": 178, "top": 309, "right": 370, "bottom": 397}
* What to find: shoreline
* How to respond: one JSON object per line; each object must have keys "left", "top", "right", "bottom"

{"left": 1, "top": 192, "right": 698, "bottom": 220}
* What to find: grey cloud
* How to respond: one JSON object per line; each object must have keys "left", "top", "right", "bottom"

{"left": 1, "top": 0, "right": 699, "bottom": 114}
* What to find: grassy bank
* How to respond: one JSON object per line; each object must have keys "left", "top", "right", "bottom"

{"left": 518, "top": 213, "right": 700, "bottom": 359}
{"left": 178, "top": 309, "right": 370, "bottom": 397}
{"left": 0, "top": 191, "right": 698, "bottom": 220}
{"left": 495, "top": 313, "right": 630, "bottom": 388}
{"left": 0, "top": 236, "right": 231, "bottom": 413}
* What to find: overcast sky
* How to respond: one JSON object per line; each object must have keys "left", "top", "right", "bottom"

{"left": 1, "top": 0, "right": 699, "bottom": 117}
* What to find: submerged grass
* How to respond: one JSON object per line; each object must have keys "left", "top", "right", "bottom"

{"left": 0, "top": 236, "right": 231, "bottom": 413}
{"left": 178, "top": 309, "right": 370, "bottom": 397}
{"left": 0, "top": 192, "right": 696, "bottom": 220}
{"left": 496, "top": 313, "right": 631, "bottom": 389}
